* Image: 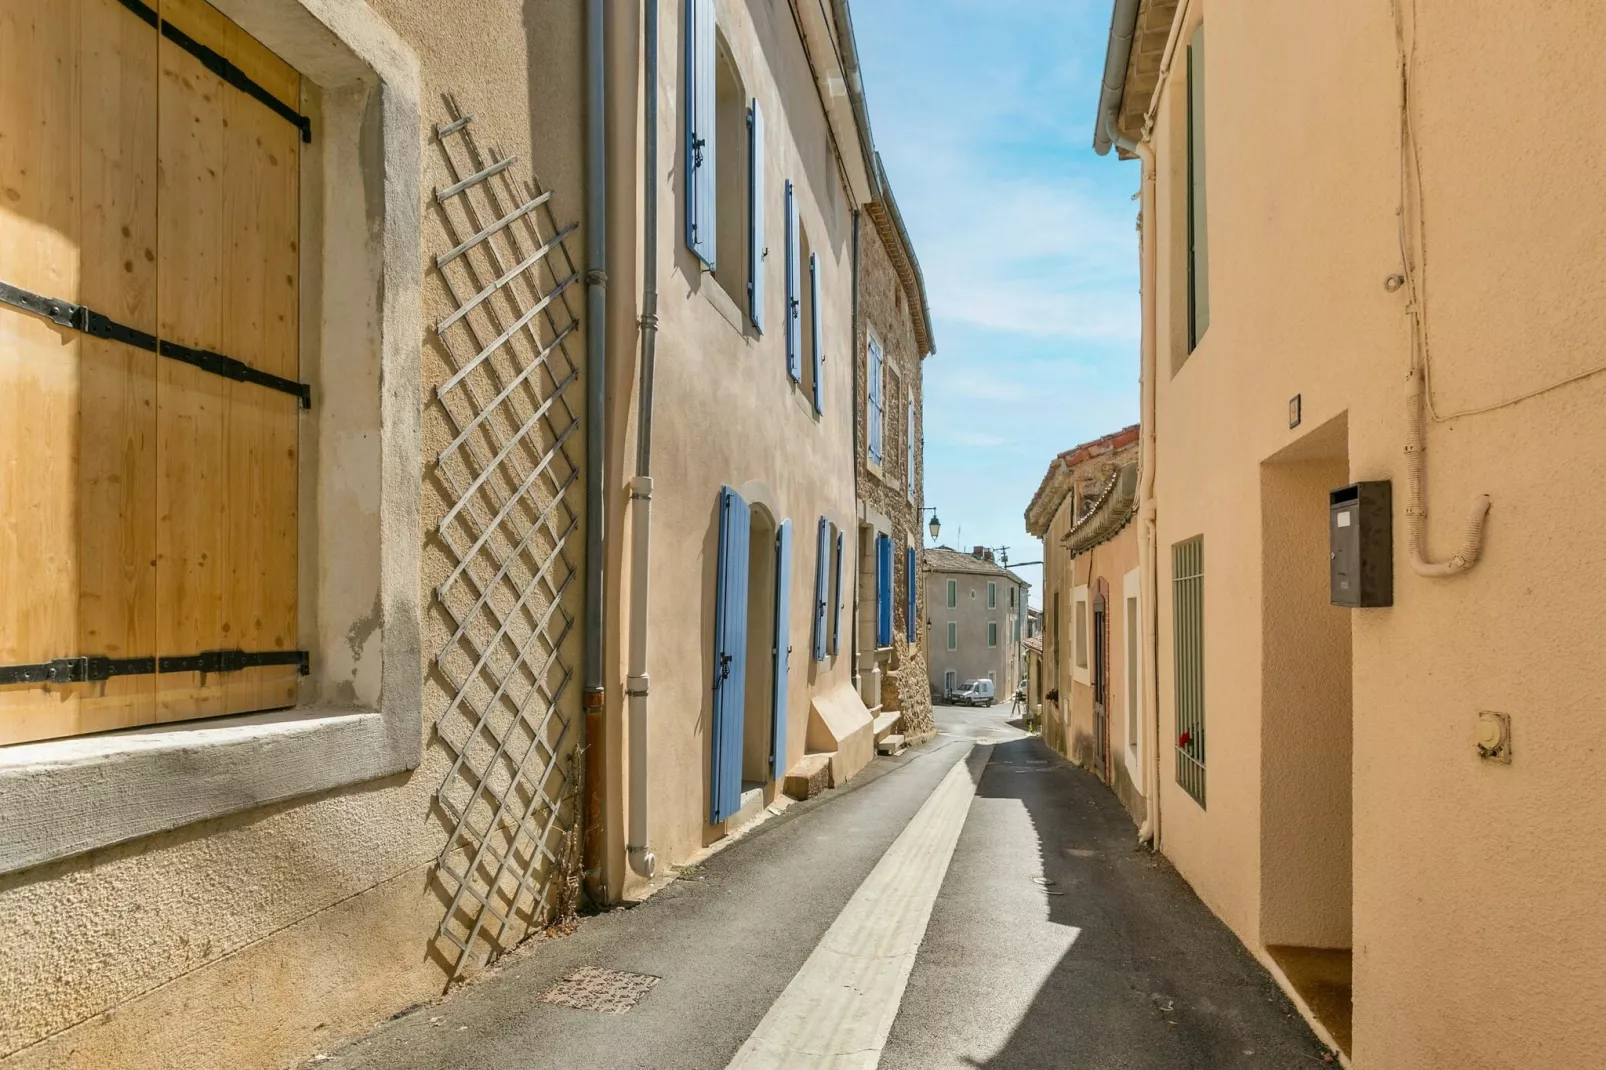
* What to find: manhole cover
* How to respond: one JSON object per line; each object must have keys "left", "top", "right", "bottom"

{"left": 539, "top": 966, "right": 660, "bottom": 1014}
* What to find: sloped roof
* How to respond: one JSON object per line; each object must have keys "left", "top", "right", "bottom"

{"left": 1024, "top": 424, "right": 1140, "bottom": 536}
{"left": 1063, "top": 461, "right": 1139, "bottom": 557}
{"left": 923, "top": 546, "right": 1029, "bottom": 587}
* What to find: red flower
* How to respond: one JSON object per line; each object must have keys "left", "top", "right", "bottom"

{"left": 1178, "top": 731, "right": 1192, "bottom": 748}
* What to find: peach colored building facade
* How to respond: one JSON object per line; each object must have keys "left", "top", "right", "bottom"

{"left": 1027, "top": 427, "right": 1144, "bottom": 824}
{"left": 1094, "top": 0, "right": 1606, "bottom": 1063}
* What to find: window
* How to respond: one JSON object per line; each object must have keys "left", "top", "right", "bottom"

{"left": 1173, "top": 536, "right": 1205, "bottom": 806}
{"left": 867, "top": 332, "right": 884, "bottom": 464}
{"left": 1125, "top": 581, "right": 1140, "bottom": 766}
{"left": 988, "top": 621, "right": 998, "bottom": 648}
{"left": 886, "top": 369, "right": 902, "bottom": 473}
{"left": 905, "top": 545, "right": 917, "bottom": 644}
{"left": 947, "top": 621, "right": 958, "bottom": 650}
{"left": 1079, "top": 584, "right": 1092, "bottom": 684}
{"left": 946, "top": 578, "right": 957, "bottom": 608}
{"left": 906, "top": 398, "right": 916, "bottom": 501}
{"left": 710, "top": 36, "right": 747, "bottom": 301}
{"left": 1009, "top": 586, "right": 1016, "bottom": 608}
{"left": 944, "top": 669, "right": 956, "bottom": 695}
{"left": 746, "top": 99, "right": 765, "bottom": 330}
{"left": 798, "top": 229, "right": 823, "bottom": 412}
{"left": 830, "top": 527, "right": 844, "bottom": 655}
{"left": 988, "top": 581, "right": 997, "bottom": 608}
{"left": 1186, "top": 24, "right": 1210, "bottom": 352}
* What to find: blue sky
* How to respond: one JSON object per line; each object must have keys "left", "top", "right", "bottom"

{"left": 852, "top": 0, "right": 1141, "bottom": 604}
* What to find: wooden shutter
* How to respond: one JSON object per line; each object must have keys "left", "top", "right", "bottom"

{"left": 830, "top": 530, "right": 844, "bottom": 655}
{"left": 770, "top": 519, "right": 792, "bottom": 779}
{"left": 875, "top": 535, "right": 892, "bottom": 647}
{"left": 906, "top": 546, "right": 917, "bottom": 643}
{"left": 685, "top": 0, "right": 715, "bottom": 265}
{"left": 0, "top": 0, "right": 300, "bottom": 746}
{"left": 809, "top": 251, "right": 824, "bottom": 413}
{"left": 747, "top": 98, "right": 764, "bottom": 331}
{"left": 867, "top": 336, "right": 883, "bottom": 463}
{"left": 710, "top": 487, "right": 750, "bottom": 823}
{"left": 785, "top": 180, "right": 800, "bottom": 381}
{"left": 812, "top": 518, "right": 829, "bottom": 661}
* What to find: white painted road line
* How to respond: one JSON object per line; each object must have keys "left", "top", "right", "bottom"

{"left": 726, "top": 747, "right": 982, "bottom": 1069}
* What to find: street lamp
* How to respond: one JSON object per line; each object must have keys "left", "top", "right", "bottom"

{"left": 921, "top": 507, "right": 941, "bottom": 543}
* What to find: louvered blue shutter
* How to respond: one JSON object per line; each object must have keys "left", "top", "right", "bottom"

{"left": 830, "top": 530, "right": 844, "bottom": 655}
{"left": 867, "top": 336, "right": 883, "bottom": 464}
{"left": 785, "top": 180, "right": 801, "bottom": 381}
{"left": 812, "top": 518, "right": 830, "bottom": 660}
{"left": 710, "top": 487, "right": 751, "bottom": 823}
{"left": 906, "top": 546, "right": 917, "bottom": 643}
{"left": 876, "top": 534, "right": 893, "bottom": 647}
{"left": 771, "top": 519, "right": 792, "bottom": 779}
{"left": 748, "top": 99, "right": 765, "bottom": 332}
{"left": 685, "top": 0, "right": 716, "bottom": 266}
{"left": 810, "top": 252, "right": 824, "bottom": 413}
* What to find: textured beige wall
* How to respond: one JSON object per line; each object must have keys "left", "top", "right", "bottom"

{"left": 601, "top": 0, "right": 861, "bottom": 901}
{"left": 1146, "top": 1, "right": 1606, "bottom": 1064}
{"left": 0, "top": 1, "right": 587, "bottom": 1067}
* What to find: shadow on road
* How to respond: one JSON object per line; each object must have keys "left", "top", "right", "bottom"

{"left": 960, "top": 738, "right": 1334, "bottom": 1070}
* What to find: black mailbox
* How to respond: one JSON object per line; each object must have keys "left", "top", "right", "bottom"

{"left": 1330, "top": 481, "right": 1392, "bottom": 607}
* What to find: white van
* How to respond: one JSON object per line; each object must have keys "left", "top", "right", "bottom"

{"left": 950, "top": 679, "right": 996, "bottom": 706}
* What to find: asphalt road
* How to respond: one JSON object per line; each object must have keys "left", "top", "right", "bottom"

{"left": 311, "top": 703, "right": 1329, "bottom": 1069}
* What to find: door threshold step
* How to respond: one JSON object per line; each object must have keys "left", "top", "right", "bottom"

{"left": 877, "top": 733, "right": 906, "bottom": 756}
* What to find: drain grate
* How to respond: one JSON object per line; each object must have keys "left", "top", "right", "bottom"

{"left": 539, "top": 966, "right": 660, "bottom": 1015}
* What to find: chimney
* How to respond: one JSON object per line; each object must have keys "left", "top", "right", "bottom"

{"left": 972, "top": 545, "right": 985, "bottom": 559}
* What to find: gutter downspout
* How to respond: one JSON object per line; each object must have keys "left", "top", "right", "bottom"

{"left": 1106, "top": 110, "right": 1160, "bottom": 851}
{"left": 849, "top": 208, "right": 861, "bottom": 695}
{"left": 582, "top": 0, "right": 609, "bottom": 900}
{"left": 624, "top": 0, "right": 660, "bottom": 880}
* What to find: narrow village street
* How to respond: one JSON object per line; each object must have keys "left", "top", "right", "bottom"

{"left": 310, "top": 704, "right": 1329, "bottom": 1070}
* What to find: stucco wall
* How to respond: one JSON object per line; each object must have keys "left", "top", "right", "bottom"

{"left": 1144, "top": 1, "right": 1606, "bottom": 1064}
{"left": 925, "top": 565, "right": 1021, "bottom": 697}
{"left": 0, "top": 1, "right": 588, "bottom": 1068}
{"left": 601, "top": 0, "right": 861, "bottom": 901}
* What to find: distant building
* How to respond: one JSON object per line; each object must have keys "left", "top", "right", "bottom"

{"left": 923, "top": 546, "right": 1030, "bottom": 701}
{"left": 1025, "top": 425, "right": 1143, "bottom": 824}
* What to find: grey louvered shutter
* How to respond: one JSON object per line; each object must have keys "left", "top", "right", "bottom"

{"left": 771, "top": 519, "right": 792, "bottom": 778}
{"left": 748, "top": 98, "right": 765, "bottom": 332}
{"left": 685, "top": 0, "right": 716, "bottom": 265}
{"left": 785, "top": 180, "right": 801, "bottom": 382}
{"left": 812, "top": 517, "right": 830, "bottom": 660}
{"left": 810, "top": 252, "right": 824, "bottom": 413}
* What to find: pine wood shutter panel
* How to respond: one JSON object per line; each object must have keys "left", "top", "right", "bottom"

{"left": 809, "top": 251, "right": 824, "bottom": 413}
{"left": 785, "top": 180, "right": 801, "bottom": 381}
{"left": 710, "top": 486, "right": 751, "bottom": 823}
{"left": 748, "top": 98, "right": 764, "bottom": 331}
{"left": 685, "top": 0, "right": 716, "bottom": 265}
{"left": 771, "top": 518, "right": 792, "bottom": 778}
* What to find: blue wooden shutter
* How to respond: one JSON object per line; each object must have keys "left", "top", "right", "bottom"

{"left": 710, "top": 487, "right": 751, "bottom": 823}
{"left": 810, "top": 252, "right": 824, "bottom": 413}
{"left": 771, "top": 519, "right": 792, "bottom": 779}
{"left": 906, "top": 546, "right": 917, "bottom": 643}
{"left": 812, "top": 518, "right": 830, "bottom": 660}
{"left": 830, "top": 530, "right": 844, "bottom": 655}
{"left": 785, "top": 180, "right": 801, "bottom": 381}
{"left": 685, "top": 0, "right": 716, "bottom": 265}
{"left": 748, "top": 98, "right": 764, "bottom": 331}
{"left": 867, "top": 337, "right": 883, "bottom": 463}
{"left": 875, "top": 534, "right": 892, "bottom": 647}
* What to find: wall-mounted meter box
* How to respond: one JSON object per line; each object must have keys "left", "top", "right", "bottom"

{"left": 1330, "top": 481, "right": 1392, "bottom": 607}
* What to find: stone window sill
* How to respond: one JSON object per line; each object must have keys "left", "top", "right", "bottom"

{"left": 0, "top": 705, "right": 416, "bottom": 876}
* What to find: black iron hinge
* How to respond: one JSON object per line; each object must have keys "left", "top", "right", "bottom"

{"left": 0, "top": 649, "right": 308, "bottom": 686}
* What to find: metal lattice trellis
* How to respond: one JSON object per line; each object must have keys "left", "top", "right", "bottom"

{"left": 429, "top": 96, "right": 585, "bottom": 979}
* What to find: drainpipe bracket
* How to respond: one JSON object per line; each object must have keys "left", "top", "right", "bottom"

{"left": 626, "top": 673, "right": 650, "bottom": 697}
{"left": 629, "top": 475, "right": 654, "bottom": 499}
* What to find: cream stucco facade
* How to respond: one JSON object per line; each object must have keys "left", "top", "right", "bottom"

{"left": 0, "top": 0, "right": 914, "bottom": 1067}
{"left": 1097, "top": 0, "right": 1606, "bottom": 1063}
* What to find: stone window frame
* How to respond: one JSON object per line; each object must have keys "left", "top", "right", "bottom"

{"left": 0, "top": 0, "right": 423, "bottom": 877}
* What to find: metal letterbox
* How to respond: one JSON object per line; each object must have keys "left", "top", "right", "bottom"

{"left": 1330, "top": 480, "right": 1392, "bottom": 607}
